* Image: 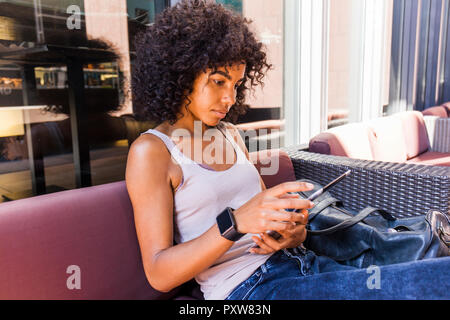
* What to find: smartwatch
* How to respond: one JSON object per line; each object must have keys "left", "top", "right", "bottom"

{"left": 216, "top": 207, "right": 245, "bottom": 241}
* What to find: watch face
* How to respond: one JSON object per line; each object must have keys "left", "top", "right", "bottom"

{"left": 217, "top": 208, "right": 233, "bottom": 233}
{"left": 216, "top": 208, "right": 244, "bottom": 241}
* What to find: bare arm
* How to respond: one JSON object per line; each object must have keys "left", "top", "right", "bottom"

{"left": 126, "top": 132, "right": 313, "bottom": 293}
{"left": 126, "top": 135, "right": 234, "bottom": 292}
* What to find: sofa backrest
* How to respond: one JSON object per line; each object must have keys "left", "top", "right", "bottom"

{"left": 443, "top": 102, "right": 450, "bottom": 116}
{"left": 422, "top": 104, "right": 450, "bottom": 118}
{"left": 422, "top": 106, "right": 448, "bottom": 118}
{"left": 0, "top": 181, "right": 178, "bottom": 299}
{"left": 308, "top": 111, "right": 431, "bottom": 162}
{"left": 0, "top": 150, "right": 295, "bottom": 299}
{"left": 309, "top": 123, "right": 374, "bottom": 160}
{"left": 249, "top": 149, "right": 297, "bottom": 188}
{"left": 392, "top": 111, "right": 430, "bottom": 160}
{"left": 366, "top": 116, "right": 408, "bottom": 162}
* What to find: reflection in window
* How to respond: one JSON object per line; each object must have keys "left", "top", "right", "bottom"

{"left": 216, "top": 0, "right": 242, "bottom": 14}
{"left": 0, "top": 0, "right": 285, "bottom": 202}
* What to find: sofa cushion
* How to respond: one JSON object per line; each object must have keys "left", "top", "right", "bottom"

{"left": 393, "top": 111, "right": 430, "bottom": 160}
{"left": 442, "top": 102, "right": 450, "bottom": 116}
{"left": 0, "top": 149, "right": 292, "bottom": 300}
{"left": 422, "top": 106, "right": 449, "bottom": 118}
{"left": 366, "top": 116, "right": 408, "bottom": 163}
{"left": 309, "top": 123, "right": 374, "bottom": 160}
{"left": 406, "top": 151, "right": 450, "bottom": 167}
{"left": 250, "top": 149, "right": 296, "bottom": 188}
{"left": 0, "top": 181, "right": 180, "bottom": 299}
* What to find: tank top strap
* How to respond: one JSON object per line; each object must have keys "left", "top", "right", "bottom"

{"left": 217, "top": 122, "right": 245, "bottom": 161}
{"left": 140, "top": 129, "right": 190, "bottom": 165}
{"left": 142, "top": 124, "right": 245, "bottom": 166}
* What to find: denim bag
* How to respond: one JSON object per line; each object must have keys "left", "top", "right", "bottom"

{"left": 295, "top": 180, "right": 450, "bottom": 268}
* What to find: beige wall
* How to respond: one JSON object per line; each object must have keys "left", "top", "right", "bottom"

{"left": 328, "top": 0, "right": 352, "bottom": 115}
{"left": 383, "top": 0, "right": 393, "bottom": 108}
{"left": 243, "top": 0, "right": 283, "bottom": 109}
{"left": 84, "top": 0, "right": 132, "bottom": 116}
{"left": 328, "top": 0, "right": 393, "bottom": 117}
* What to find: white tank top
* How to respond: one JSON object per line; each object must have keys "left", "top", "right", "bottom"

{"left": 141, "top": 123, "right": 272, "bottom": 299}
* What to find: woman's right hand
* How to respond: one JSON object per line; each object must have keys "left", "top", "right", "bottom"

{"left": 233, "top": 181, "right": 315, "bottom": 234}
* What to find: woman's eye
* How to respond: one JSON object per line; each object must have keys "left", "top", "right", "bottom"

{"left": 212, "top": 79, "right": 241, "bottom": 89}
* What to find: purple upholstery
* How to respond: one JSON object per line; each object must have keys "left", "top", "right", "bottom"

{"left": 422, "top": 103, "right": 450, "bottom": 118}
{"left": 250, "top": 149, "right": 297, "bottom": 188}
{"left": 0, "top": 149, "right": 295, "bottom": 299}
{"left": 0, "top": 181, "right": 179, "bottom": 300}
{"left": 422, "top": 106, "right": 449, "bottom": 118}
{"left": 443, "top": 102, "right": 450, "bottom": 116}
{"left": 406, "top": 151, "right": 450, "bottom": 167}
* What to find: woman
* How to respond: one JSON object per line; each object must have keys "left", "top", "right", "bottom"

{"left": 126, "top": 0, "right": 449, "bottom": 300}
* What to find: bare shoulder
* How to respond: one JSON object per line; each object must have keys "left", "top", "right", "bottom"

{"left": 128, "top": 133, "right": 171, "bottom": 163}
{"left": 126, "top": 133, "right": 173, "bottom": 185}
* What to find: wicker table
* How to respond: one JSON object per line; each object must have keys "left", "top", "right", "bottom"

{"left": 283, "top": 147, "right": 450, "bottom": 218}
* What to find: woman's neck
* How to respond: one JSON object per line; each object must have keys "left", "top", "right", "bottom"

{"left": 159, "top": 119, "right": 217, "bottom": 138}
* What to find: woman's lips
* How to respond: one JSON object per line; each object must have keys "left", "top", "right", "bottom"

{"left": 212, "top": 110, "right": 227, "bottom": 118}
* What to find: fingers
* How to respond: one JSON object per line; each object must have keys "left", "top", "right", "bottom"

{"left": 250, "top": 224, "right": 308, "bottom": 254}
{"left": 279, "top": 193, "right": 301, "bottom": 199}
{"left": 264, "top": 198, "right": 315, "bottom": 211}
{"left": 250, "top": 235, "right": 277, "bottom": 254}
{"left": 260, "top": 232, "right": 283, "bottom": 248}
{"left": 297, "top": 209, "right": 309, "bottom": 224}
{"left": 250, "top": 230, "right": 297, "bottom": 254}
{"left": 266, "top": 181, "right": 314, "bottom": 198}
{"left": 264, "top": 209, "right": 308, "bottom": 225}
{"left": 277, "top": 219, "right": 308, "bottom": 238}
{"left": 262, "top": 219, "right": 297, "bottom": 233}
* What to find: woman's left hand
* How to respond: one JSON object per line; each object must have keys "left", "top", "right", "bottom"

{"left": 249, "top": 203, "right": 309, "bottom": 255}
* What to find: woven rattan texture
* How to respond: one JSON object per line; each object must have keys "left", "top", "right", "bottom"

{"left": 283, "top": 148, "right": 450, "bottom": 218}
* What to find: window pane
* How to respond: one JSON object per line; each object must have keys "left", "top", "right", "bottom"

{"left": 0, "top": 0, "right": 167, "bottom": 202}
{"left": 234, "top": 0, "right": 284, "bottom": 151}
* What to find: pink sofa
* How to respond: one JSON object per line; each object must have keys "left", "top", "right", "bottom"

{"left": 309, "top": 110, "right": 450, "bottom": 167}
{"left": 422, "top": 103, "right": 450, "bottom": 118}
{"left": 0, "top": 150, "right": 296, "bottom": 300}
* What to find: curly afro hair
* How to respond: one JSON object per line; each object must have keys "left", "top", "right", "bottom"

{"left": 131, "top": 0, "right": 272, "bottom": 125}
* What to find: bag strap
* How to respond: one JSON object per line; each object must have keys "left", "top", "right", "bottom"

{"left": 308, "top": 206, "right": 395, "bottom": 236}
{"left": 308, "top": 196, "right": 342, "bottom": 220}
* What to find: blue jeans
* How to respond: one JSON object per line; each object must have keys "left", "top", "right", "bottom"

{"left": 225, "top": 247, "right": 450, "bottom": 300}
